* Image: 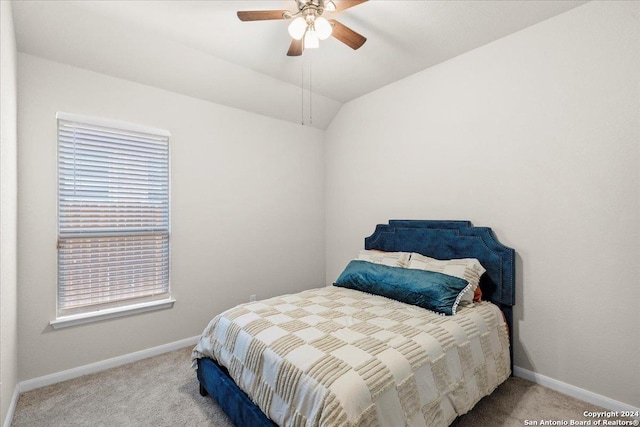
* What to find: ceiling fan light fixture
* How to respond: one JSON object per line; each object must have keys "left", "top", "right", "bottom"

{"left": 315, "top": 16, "right": 332, "bottom": 40}
{"left": 236, "top": 0, "right": 368, "bottom": 55}
{"left": 304, "top": 29, "right": 320, "bottom": 49}
{"left": 288, "top": 16, "right": 307, "bottom": 40}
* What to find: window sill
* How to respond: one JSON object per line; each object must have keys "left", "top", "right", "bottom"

{"left": 50, "top": 298, "right": 176, "bottom": 329}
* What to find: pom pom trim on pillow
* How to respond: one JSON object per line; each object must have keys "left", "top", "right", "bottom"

{"left": 407, "top": 253, "right": 486, "bottom": 305}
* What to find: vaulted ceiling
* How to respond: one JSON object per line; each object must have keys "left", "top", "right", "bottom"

{"left": 11, "top": 0, "right": 586, "bottom": 129}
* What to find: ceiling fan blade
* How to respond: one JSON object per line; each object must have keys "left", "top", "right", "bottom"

{"left": 329, "top": 20, "right": 367, "bottom": 50}
{"left": 287, "top": 38, "right": 304, "bottom": 56}
{"left": 334, "top": 0, "right": 368, "bottom": 12}
{"left": 237, "top": 10, "right": 289, "bottom": 21}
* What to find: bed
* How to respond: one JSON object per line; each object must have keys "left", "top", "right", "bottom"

{"left": 193, "top": 220, "right": 515, "bottom": 427}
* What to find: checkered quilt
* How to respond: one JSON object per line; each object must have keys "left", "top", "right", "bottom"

{"left": 192, "top": 286, "right": 510, "bottom": 427}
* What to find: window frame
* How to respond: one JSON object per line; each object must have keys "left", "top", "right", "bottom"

{"left": 52, "top": 112, "right": 174, "bottom": 329}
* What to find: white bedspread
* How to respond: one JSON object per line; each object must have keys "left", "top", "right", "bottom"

{"left": 192, "top": 286, "right": 510, "bottom": 427}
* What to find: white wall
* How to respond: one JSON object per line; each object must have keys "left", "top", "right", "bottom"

{"left": 325, "top": 1, "right": 639, "bottom": 408}
{"left": 0, "top": 0, "right": 19, "bottom": 423}
{"left": 17, "top": 53, "right": 325, "bottom": 380}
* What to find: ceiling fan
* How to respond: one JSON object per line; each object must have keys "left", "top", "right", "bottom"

{"left": 237, "top": 0, "right": 368, "bottom": 56}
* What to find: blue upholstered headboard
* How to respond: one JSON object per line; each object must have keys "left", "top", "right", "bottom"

{"left": 365, "top": 220, "right": 516, "bottom": 359}
{"left": 365, "top": 220, "right": 515, "bottom": 307}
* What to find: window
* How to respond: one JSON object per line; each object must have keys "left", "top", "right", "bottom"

{"left": 54, "top": 112, "right": 172, "bottom": 327}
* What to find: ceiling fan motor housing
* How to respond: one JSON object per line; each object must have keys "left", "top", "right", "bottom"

{"left": 296, "top": 0, "right": 334, "bottom": 15}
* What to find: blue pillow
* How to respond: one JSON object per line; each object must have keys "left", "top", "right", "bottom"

{"left": 334, "top": 260, "right": 471, "bottom": 315}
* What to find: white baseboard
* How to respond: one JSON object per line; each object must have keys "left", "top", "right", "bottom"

{"left": 514, "top": 366, "right": 639, "bottom": 414}
{"left": 18, "top": 335, "right": 200, "bottom": 393}
{"left": 2, "top": 384, "right": 20, "bottom": 427}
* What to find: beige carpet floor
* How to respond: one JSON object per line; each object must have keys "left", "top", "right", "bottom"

{"left": 11, "top": 347, "right": 631, "bottom": 427}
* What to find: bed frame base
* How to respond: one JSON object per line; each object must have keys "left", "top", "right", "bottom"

{"left": 197, "top": 357, "right": 277, "bottom": 426}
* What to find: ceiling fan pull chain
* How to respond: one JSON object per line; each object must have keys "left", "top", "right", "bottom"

{"left": 309, "top": 51, "right": 313, "bottom": 125}
{"left": 301, "top": 53, "right": 305, "bottom": 125}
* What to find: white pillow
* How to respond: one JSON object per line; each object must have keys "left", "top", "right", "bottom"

{"left": 407, "top": 253, "right": 486, "bottom": 304}
{"left": 357, "top": 250, "right": 411, "bottom": 268}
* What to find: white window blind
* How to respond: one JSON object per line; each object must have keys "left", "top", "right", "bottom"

{"left": 57, "top": 113, "right": 170, "bottom": 317}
